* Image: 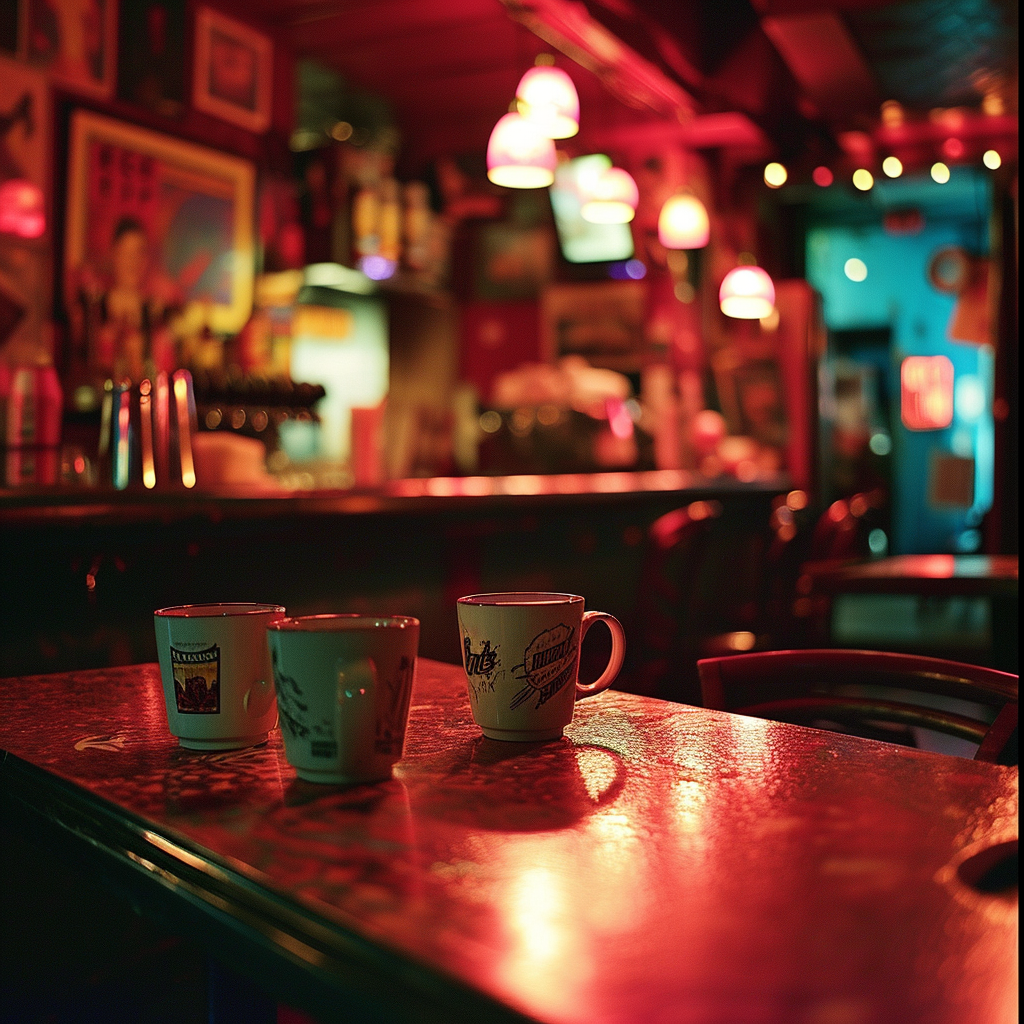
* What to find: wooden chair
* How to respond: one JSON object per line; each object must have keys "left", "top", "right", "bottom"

{"left": 697, "top": 648, "right": 1018, "bottom": 764}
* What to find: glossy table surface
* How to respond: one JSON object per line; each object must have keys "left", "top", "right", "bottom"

{"left": 1, "top": 660, "right": 1017, "bottom": 1024}
{"left": 807, "top": 554, "right": 1019, "bottom": 596}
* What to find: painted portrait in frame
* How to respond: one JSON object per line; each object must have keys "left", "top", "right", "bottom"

{"left": 18, "top": 0, "right": 116, "bottom": 99}
{"left": 0, "top": 54, "right": 51, "bottom": 363}
{"left": 192, "top": 7, "right": 272, "bottom": 134}
{"left": 64, "top": 110, "right": 254, "bottom": 383}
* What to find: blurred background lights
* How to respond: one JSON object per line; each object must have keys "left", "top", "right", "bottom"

{"left": 868, "top": 529, "right": 889, "bottom": 556}
{"left": 844, "top": 257, "right": 868, "bottom": 281}
{"left": 852, "top": 168, "right": 874, "bottom": 191}
{"left": 983, "top": 149, "right": 1002, "bottom": 170}
{"left": 812, "top": 166, "right": 834, "bottom": 187}
{"left": 930, "top": 161, "right": 950, "bottom": 183}
{"left": 941, "top": 137, "right": 965, "bottom": 160}
{"left": 869, "top": 432, "right": 892, "bottom": 456}
{"left": 882, "top": 156, "right": 903, "bottom": 178}
{"left": 764, "top": 162, "right": 788, "bottom": 188}
{"left": 954, "top": 374, "right": 986, "bottom": 421}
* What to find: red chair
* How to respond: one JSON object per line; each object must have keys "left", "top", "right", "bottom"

{"left": 697, "top": 648, "right": 1018, "bottom": 764}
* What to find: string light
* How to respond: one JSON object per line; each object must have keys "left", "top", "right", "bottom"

{"left": 764, "top": 162, "right": 787, "bottom": 188}
{"left": 930, "top": 161, "right": 950, "bottom": 184}
{"left": 983, "top": 150, "right": 1001, "bottom": 170}
{"left": 852, "top": 169, "right": 874, "bottom": 191}
{"left": 882, "top": 156, "right": 903, "bottom": 178}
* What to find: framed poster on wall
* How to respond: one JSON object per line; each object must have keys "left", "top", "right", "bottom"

{"left": 192, "top": 7, "right": 272, "bottom": 133}
{"left": 64, "top": 110, "right": 255, "bottom": 377}
{"left": 18, "top": 0, "right": 116, "bottom": 98}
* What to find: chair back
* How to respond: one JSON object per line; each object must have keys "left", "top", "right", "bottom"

{"left": 697, "top": 648, "right": 1018, "bottom": 764}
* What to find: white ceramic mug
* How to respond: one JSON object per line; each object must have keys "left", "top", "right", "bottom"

{"left": 154, "top": 603, "right": 286, "bottom": 749}
{"left": 456, "top": 592, "right": 625, "bottom": 741}
{"left": 267, "top": 614, "right": 420, "bottom": 784}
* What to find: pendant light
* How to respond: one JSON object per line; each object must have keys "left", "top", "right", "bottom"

{"left": 657, "top": 194, "right": 709, "bottom": 249}
{"left": 580, "top": 167, "right": 639, "bottom": 223}
{"left": 486, "top": 112, "right": 557, "bottom": 189}
{"left": 719, "top": 265, "right": 775, "bottom": 319}
{"left": 516, "top": 64, "right": 579, "bottom": 140}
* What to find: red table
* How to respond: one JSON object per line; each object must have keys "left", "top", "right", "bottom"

{"left": 803, "top": 554, "right": 1018, "bottom": 670}
{"left": 1, "top": 659, "right": 1017, "bottom": 1024}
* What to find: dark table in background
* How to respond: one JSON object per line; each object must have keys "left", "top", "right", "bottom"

{"left": 805, "top": 554, "right": 1019, "bottom": 670}
{"left": 1, "top": 659, "right": 1017, "bottom": 1024}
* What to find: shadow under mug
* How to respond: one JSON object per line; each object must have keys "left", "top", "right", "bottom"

{"left": 457, "top": 592, "right": 625, "bottom": 741}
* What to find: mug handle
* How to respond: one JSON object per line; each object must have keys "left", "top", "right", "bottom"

{"left": 575, "top": 611, "right": 625, "bottom": 700}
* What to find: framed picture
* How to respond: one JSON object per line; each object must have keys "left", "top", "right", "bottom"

{"left": 18, "top": 0, "right": 116, "bottom": 98}
{"left": 117, "top": 0, "right": 187, "bottom": 117}
{"left": 64, "top": 110, "right": 255, "bottom": 378}
{"left": 192, "top": 7, "right": 272, "bottom": 134}
{"left": 0, "top": 55, "right": 51, "bottom": 361}
{"left": 541, "top": 280, "right": 647, "bottom": 373}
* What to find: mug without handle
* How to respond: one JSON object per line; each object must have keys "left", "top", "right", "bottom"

{"left": 574, "top": 611, "right": 625, "bottom": 699}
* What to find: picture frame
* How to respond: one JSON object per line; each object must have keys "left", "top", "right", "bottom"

{"left": 64, "top": 109, "right": 255, "bottom": 359}
{"left": 192, "top": 6, "right": 272, "bottom": 134}
{"left": 117, "top": 0, "right": 187, "bottom": 118}
{"left": 18, "top": 0, "right": 116, "bottom": 99}
{"left": 541, "top": 280, "right": 647, "bottom": 373}
{"left": 0, "top": 54, "right": 51, "bottom": 361}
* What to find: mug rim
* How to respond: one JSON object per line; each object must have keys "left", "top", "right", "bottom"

{"left": 457, "top": 592, "right": 583, "bottom": 606}
{"left": 268, "top": 613, "right": 420, "bottom": 632}
{"left": 155, "top": 602, "right": 285, "bottom": 618}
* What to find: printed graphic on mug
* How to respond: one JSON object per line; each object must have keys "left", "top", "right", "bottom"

{"left": 511, "top": 624, "right": 577, "bottom": 710}
{"left": 171, "top": 643, "right": 221, "bottom": 713}
{"left": 463, "top": 637, "right": 499, "bottom": 700}
{"left": 376, "top": 655, "right": 416, "bottom": 755}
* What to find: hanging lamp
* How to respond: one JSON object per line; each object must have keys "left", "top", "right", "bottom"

{"left": 658, "top": 194, "right": 709, "bottom": 249}
{"left": 719, "top": 265, "right": 775, "bottom": 319}
{"left": 580, "top": 167, "right": 639, "bottom": 223}
{"left": 516, "top": 64, "right": 579, "bottom": 140}
{"left": 486, "top": 112, "right": 557, "bottom": 188}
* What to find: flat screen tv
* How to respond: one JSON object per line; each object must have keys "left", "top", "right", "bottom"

{"left": 549, "top": 154, "right": 635, "bottom": 264}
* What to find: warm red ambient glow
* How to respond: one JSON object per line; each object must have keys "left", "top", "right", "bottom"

{"left": 901, "top": 355, "right": 954, "bottom": 430}
{"left": 0, "top": 179, "right": 45, "bottom": 238}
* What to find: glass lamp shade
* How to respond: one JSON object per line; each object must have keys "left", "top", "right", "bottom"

{"left": 657, "top": 194, "right": 709, "bottom": 249}
{"left": 580, "top": 167, "right": 639, "bottom": 223}
{"left": 486, "top": 112, "right": 557, "bottom": 189}
{"left": 516, "top": 65, "right": 579, "bottom": 139}
{"left": 719, "top": 266, "right": 776, "bottom": 319}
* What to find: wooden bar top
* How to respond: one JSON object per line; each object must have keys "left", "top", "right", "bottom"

{"left": 0, "top": 470, "right": 787, "bottom": 527}
{"left": 1, "top": 660, "right": 1017, "bottom": 1024}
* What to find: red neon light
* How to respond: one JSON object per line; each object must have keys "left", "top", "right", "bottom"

{"left": 901, "top": 356, "right": 954, "bottom": 430}
{"left": 0, "top": 179, "right": 45, "bottom": 239}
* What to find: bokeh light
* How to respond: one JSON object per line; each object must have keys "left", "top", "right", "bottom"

{"left": 852, "top": 169, "right": 874, "bottom": 191}
{"left": 930, "top": 162, "right": 950, "bottom": 184}
{"left": 983, "top": 150, "right": 1002, "bottom": 170}
{"left": 812, "top": 166, "right": 834, "bottom": 187}
{"left": 764, "top": 162, "right": 788, "bottom": 188}
{"left": 881, "top": 156, "right": 903, "bottom": 178}
{"left": 844, "top": 258, "right": 868, "bottom": 282}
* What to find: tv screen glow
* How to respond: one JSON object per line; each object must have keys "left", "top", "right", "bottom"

{"left": 549, "top": 154, "right": 635, "bottom": 264}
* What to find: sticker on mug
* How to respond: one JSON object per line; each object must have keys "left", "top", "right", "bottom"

{"left": 171, "top": 644, "right": 221, "bottom": 714}
{"left": 510, "top": 624, "right": 577, "bottom": 710}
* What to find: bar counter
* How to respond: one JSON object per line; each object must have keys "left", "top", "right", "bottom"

{"left": 1, "top": 472, "right": 786, "bottom": 678}
{"left": 1, "top": 659, "right": 1017, "bottom": 1024}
